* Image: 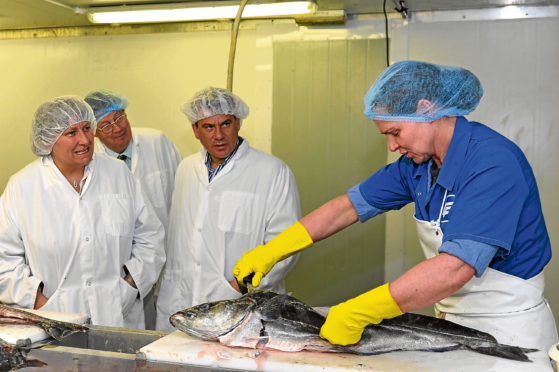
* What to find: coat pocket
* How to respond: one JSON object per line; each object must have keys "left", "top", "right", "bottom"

{"left": 100, "top": 194, "right": 134, "bottom": 236}
{"left": 217, "top": 191, "right": 260, "bottom": 234}
{"left": 119, "top": 277, "right": 139, "bottom": 315}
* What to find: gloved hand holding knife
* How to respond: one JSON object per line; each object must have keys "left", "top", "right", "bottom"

{"left": 233, "top": 214, "right": 403, "bottom": 347}
{"left": 234, "top": 221, "right": 313, "bottom": 290}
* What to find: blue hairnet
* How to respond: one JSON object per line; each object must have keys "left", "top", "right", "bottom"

{"left": 31, "top": 95, "right": 96, "bottom": 156}
{"left": 364, "top": 61, "right": 483, "bottom": 122}
{"left": 181, "top": 87, "right": 249, "bottom": 124}
{"left": 84, "top": 89, "right": 128, "bottom": 123}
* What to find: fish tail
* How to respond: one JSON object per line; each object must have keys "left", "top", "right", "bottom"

{"left": 469, "top": 344, "right": 538, "bottom": 362}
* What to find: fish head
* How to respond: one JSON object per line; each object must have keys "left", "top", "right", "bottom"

{"left": 170, "top": 297, "right": 255, "bottom": 341}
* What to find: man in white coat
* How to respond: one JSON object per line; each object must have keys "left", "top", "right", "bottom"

{"left": 155, "top": 87, "right": 301, "bottom": 332}
{"left": 85, "top": 90, "right": 182, "bottom": 329}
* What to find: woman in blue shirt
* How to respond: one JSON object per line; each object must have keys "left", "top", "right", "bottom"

{"left": 234, "top": 61, "right": 557, "bottom": 360}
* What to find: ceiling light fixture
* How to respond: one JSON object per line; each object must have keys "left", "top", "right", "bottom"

{"left": 87, "top": 1, "right": 317, "bottom": 24}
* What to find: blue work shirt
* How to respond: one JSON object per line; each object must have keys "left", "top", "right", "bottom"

{"left": 348, "top": 116, "right": 551, "bottom": 279}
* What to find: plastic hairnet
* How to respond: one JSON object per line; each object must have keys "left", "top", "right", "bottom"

{"left": 84, "top": 89, "right": 128, "bottom": 123}
{"left": 180, "top": 87, "right": 249, "bottom": 124}
{"left": 364, "top": 61, "right": 483, "bottom": 122}
{"left": 31, "top": 95, "right": 96, "bottom": 156}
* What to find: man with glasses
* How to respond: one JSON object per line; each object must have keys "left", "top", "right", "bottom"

{"left": 155, "top": 87, "right": 301, "bottom": 332}
{"left": 85, "top": 89, "right": 182, "bottom": 330}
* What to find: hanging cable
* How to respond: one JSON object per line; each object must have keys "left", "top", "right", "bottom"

{"left": 227, "top": 0, "right": 249, "bottom": 91}
{"left": 383, "top": 0, "right": 390, "bottom": 67}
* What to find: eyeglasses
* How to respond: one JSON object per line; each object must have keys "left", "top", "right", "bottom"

{"left": 97, "top": 113, "right": 127, "bottom": 134}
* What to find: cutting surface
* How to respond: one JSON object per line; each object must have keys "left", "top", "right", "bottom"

{"left": 0, "top": 308, "right": 88, "bottom": 345}
{"left": 139, "top": 330, "right": 551, "bottom": 371}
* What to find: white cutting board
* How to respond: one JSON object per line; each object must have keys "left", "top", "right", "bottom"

{"left": 139, "top": 331, "right": 546, "bottom": 372}
{"left": 0, "top": 308, "right": 88, "bottom": 345}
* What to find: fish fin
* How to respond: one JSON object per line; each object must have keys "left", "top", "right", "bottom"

{"left": 37, "top": 320, "right": 88, "bottom": 341}
{"left": 468, "top": 344, "right": 538, "bottom": 362}
{"left": 258, "top": 295, "right": 289, "bottom": 321}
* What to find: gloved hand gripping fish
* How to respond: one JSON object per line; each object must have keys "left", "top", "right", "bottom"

{"left": 170, "top": 290, "right": 537, "bottom": 362}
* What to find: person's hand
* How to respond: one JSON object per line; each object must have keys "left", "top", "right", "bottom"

{"left": 124, "top": 274, "right": 137, "bottom": 289}
{"left": 320, "top": 283, "right": 403, "bottom": 345}
{"left": 229, "top": 279, "right": 242, "bottom": 293}
{"left": 34, "top": 290, "right": 48, "bottom": 310}
{"left": 234, "top": 221, "right": 313, "bottom": 288}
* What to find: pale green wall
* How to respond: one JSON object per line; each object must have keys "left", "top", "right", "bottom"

{"left": 272, "top": 39, "right": 387, "bottom": 306}
{"left": 0, "top": 27, "right": 271, "bottom": 192}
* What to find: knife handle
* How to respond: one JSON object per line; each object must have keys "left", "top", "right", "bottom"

{"left": 239, "top": 273, "right": 255, "bottom": 295}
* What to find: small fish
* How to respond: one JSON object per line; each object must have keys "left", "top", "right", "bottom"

{"left": 170, "top": 290, "right": 537, "bottom": 362}
{"left": 0, "top": 337, "right": 47, "bottom": 371}
{"left": 0, "top": 305, "right": 88, "bottom": 341}
{"left": 0, "top": 337, "right": 27, "bottom": 371}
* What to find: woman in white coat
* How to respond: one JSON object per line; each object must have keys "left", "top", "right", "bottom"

{"left": 0, "top": 95, "right": 165, "bottom": 328}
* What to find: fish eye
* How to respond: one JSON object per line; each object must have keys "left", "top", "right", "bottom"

{"left": 199, "top": 304, "right": 210, "bottom": 311}
{"left": 185, "top": 311, "right": 197, "bottom": 319}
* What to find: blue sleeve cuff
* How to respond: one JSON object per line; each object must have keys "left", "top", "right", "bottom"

{"left": 348, "top": 185, "right": 386, "bottom": 222}
{"left": 439, "top": 239, "right": 498, "bottom": 277}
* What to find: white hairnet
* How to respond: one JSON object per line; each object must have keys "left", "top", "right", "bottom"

{"left": 31, "top": 95, "right": 96, "bottom": 156}
{"left": 84, "top": 89, "right": 128, "bottom": 123}
{"left": 180, "top": 87, "right": 249, "bottom": 124}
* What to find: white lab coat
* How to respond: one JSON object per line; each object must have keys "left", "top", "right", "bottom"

{"left": 156, "top": 140, "right": 301, "bottom": 331}
{"left": 0, "top": 155, "right": 165, "bottom": 328}
{"left": 95, "top": 128, "right": 182, "bottom": 230}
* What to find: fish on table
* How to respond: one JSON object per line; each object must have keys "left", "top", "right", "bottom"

{"left": 170, "top": 290, "right": 537, "bottom": 362}
{"left": 0, "top": 304, "right": 88, "bottom": 341}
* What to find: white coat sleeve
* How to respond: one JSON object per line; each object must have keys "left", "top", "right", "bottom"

{"left": 258, "top": 162, "right": 302, "bottom": 289}
{"left": 123, "top": 178, "right": 166, "bottom": 299}
{"left": 162, "top": 135, "right": 182, "bottom": 169}
{"left": 0, "top": 181, "right": 42, "bottom": 308}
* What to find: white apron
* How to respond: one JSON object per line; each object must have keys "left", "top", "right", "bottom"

{"left": 414, "top": 191, "right": 557, "bottom": 366}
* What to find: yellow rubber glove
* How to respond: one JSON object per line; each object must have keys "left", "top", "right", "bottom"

{"left": 234, "top": 221, "right": 313, "bottom": 288}
{"left": 320, "top": 283, "right": 403, "bottom": 346}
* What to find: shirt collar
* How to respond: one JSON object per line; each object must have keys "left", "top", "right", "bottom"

{"left": 104, "top": 138, "right": 134, "bottom": 159}
{"left": 436, "top": 116, "right": 472, "bottom": 190}
{"left": 44, "top": 154, "right": 94, "bottom": 187}
{"left": 204, "top": 137, "right": 244, "bottom": 182}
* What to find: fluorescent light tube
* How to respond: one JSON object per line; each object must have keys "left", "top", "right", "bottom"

{"left": 88, "top": 1, "right": 317, "bottom": 24}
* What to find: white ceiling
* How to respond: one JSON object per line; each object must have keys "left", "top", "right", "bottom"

{"left": 1, "top": 0, "right": 558, "bottom": 30}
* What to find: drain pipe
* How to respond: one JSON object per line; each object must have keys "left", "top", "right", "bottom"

{"left": 227, "top": 0, "right": 249, "bottom": 92}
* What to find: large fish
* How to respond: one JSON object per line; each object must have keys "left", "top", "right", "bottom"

{"left": 0, "top": 305, "right": 88, "bottom": 341}
{"left": 170, "top": 290, "right": 537, "bottom": 362}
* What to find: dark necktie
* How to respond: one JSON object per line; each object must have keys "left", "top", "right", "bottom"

{"left": 117, "top": 154, "right": 127, "bottom": 161}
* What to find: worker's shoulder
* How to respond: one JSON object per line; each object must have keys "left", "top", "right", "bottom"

{"left": 7, "top": 158, "right": 43, "bottom": 184}
{"left": 468, "top": 122, "right": 528, "bottom": 166}
{"left": 243, "top": 144, "right": 288, "bottom": 169}
{"left": 176, "top": 151, "right": 203, "bottom": 171}
{"left": 133, "top": 127, "right": 174, "bottom": 143}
